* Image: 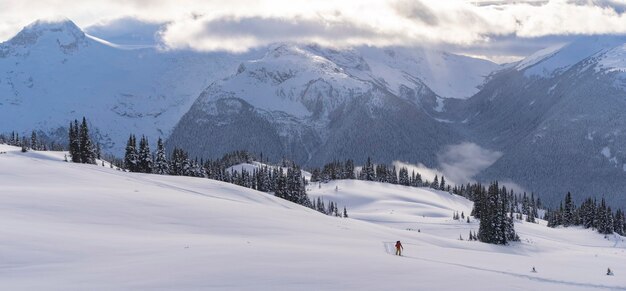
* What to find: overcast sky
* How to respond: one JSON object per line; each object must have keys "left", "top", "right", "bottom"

{"left": 2, "top": 0, "right": 626, "bottom": 63}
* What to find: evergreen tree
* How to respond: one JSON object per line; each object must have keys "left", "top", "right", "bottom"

{"left": 439, "top": 176, "right": 446, "bottom": 190}
{"left": 68, "top": 122, "right": 81, "bottom": 163}
{"left": 478, "top": 181, "right": 518, "bottom": 245}
{"left": 411, "top": 171, "right": 423, "bottom": 187}
{"left": 605, "top": 206, "right": 615, "bottom": 235}
{"left": 30, "top": 131, "right": 37, "bottom": 150}
{"left": 137, "top": 136, "right": 153, "bottom": 173}
{"left": 363, "top": 157, "right": 375, "bottom": 181}
{"left": 124, "top": 134, "right": 138, "bottom": 172}
{"left": 153, "top": 137, "right": 169, "bottom": 175}
{"left": 596, "top": 198, "right": 608, "bottom": 234}
{"left": 614, "top": 209, "right": 623, "bottom": 235}
{"left": 344, "top": 159, "right": 356, "bottom": 179}
{"left": 563, "top": 192, "right": 574, "bottom": 227}
{"left": 79, "top": 117, "right": 96, "bottom": 164}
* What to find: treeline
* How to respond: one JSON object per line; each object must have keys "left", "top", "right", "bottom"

{"left": 119, "top": 133, "right": 347, "bottom": 217}
{"left": 453, "top": 183, "right": 541, "bottom": 223}
{"left": 545, "top": 192, "right": 625, "bottom": 236}
{"left": 310, "top": 157, "right": 449, "bottom": 190}
{"left": 312, "top": 197, "right": 348, "bottom": 218}
{"left": 0, "top": 130, "right": 64, "bottom": 152}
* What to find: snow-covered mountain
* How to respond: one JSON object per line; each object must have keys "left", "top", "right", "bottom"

{"left": 460, "top": 35, "right": 626, "bottom": 207}
{"left": 0, "top": 19, "right": 244, "bottom": 152}
{"left": 167, "top": 43, "right": 497, "bottom": 165}
{"left": 2, "top": 144, "right": 625, "bottom": 290}
{"left": 0, "top": 19, "right": 497, "bottom": 158}
{"left": 6, "top": 18, "right": 626, "bottom": 208}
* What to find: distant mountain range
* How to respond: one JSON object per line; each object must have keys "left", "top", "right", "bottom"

{"left": 1, "top": 19, "right": 625, "bottom": 207}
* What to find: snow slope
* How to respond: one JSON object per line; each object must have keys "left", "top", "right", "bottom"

{"left": 1, "top": 145, "right": 625, "bottom": 290}
{"left": 516, "top": 36, "right": 626, "bottom": 78}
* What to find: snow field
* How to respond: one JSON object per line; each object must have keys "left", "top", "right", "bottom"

{"left": 1, "top": 144, "right": 625, "bottom": 290}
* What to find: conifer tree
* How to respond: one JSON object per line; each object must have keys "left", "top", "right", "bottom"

{"left": 363, "top": 157, "right": 375, "bottom": 181}
{"left": 153, "top": 137, "right": 169, "bottom": 175}
{"left": 124, "top": 134, "right": 138, "bottom": 172}
{"left": 79, "top": 117, "right": 96, "bottom": 164}
{"left": 30, "top": 131, "right": 38, "bottom": 151}
{"left": 440, "top": 176, "right": 446, "bottom": 190}
{"left": 563, "top": 192, "right": 574, "bottom": 226}
{"left": 137, "top": 136, "right": 153, "bottom": 173}
{"left": 478, "top": 181, "right": 518, "bottom": 244}
{"left": 68, "top": 122, "right": 80, "bottom": 163}
{"left": 68, "top": 122, "right": 81, "bottom": 163}
{"left": 345, "top": 159, "right": 356, "bottom": 179}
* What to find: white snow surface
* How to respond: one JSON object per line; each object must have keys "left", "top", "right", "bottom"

{"left": 596, "top": 43, "right": 626, "bottom": 74}
{"left": 1, "top": 144, "right": 626, "bottom": 290}
{"left": 517, "top": 36, "right": 626, "bottom": 78}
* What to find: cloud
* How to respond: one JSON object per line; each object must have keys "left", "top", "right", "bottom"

{"left": 159, "top": 15, "right": 397, "bottom": 52}
{"left": 85, "top": 17, "right": 166, "bottom": 45}
{"left": 436, "top": 142, "right": 503, "bottom": 185}
{"left": 393, "top": 142, "right": 505, "bottom": 187}
{"left": 3, "top": 0, "right": 626, "bottom": 61}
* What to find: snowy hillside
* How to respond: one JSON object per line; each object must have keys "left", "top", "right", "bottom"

{"left": 1, "top": 144, "right": 625, "bottom": 290}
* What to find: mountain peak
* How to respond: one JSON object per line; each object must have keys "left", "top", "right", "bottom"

{"left": 23, "top": 18, "right": 82, "bottom": 34}
{"left": 3, "top": 18, "right": 88, "bottom": 54}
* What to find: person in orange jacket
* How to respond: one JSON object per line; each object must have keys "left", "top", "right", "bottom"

{"left": 395, "top": 241, "right": 403, "bottom": 256}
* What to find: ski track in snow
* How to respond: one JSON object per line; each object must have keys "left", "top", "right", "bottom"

{"left": 382, "top": 242, "right": 626, "bottom": 290}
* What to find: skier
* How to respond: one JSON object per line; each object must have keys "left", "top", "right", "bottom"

{"left": 531, "top": 267, "right": 537, "bottom": 273}
{"left": 395, "top": 241, "right": 403, "bottom": 256}
{"left": 607, "top": 268, "right": 614, "bottom": 276}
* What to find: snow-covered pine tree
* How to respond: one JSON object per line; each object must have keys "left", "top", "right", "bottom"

{"left": 137, "top": 136, "right": 153, "bottom": 173}
{"left": 613, "top": 209, "right": 624, "bottom": 236}
{"left": 168, "top": 147, "right": 185, "bottom": 175}
{"left": 363, "top": 157, "right": 375, "bottom": 181}
{"left": 153, "top": 137, "right": 169, "bottom": 175}
{"left": 596, "top": 198, "right": 608, "bottom": 233}
{"left": 563, "top": 192, "right": 575, "bottom": 227}
{"left": 79, "top": 117, "right": 96, "bottom": 164}
{"left": 30, "top": 131, "right": 37, "bottom": 151}
{"left": 67, "top": 122, "right": 80, "bottom": 163}
{"left": 478, "top": 181, "right": 518, "bottom": 245}
{"left": 605, "top": 206, "right": 615, "bottom": 235}
{"left": 439, "top": 175, "right": 446, "bottom": 190}
{"left": 388, "top": 166, "right": 398, "bottom": 184}
{"left": 68, "top": 122, "right": 81, "bottom": 163}
{"left": 124, "top": 134, "right": 138, "bottom": 172}
{"left": 345, "top": 159, "right": 356, "bottom": 179}
{"left": 274, "top": 168, "right": 287, "bottom": 199}
{"left": 398, "top": 167, "right": 409, "bottom": 186}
